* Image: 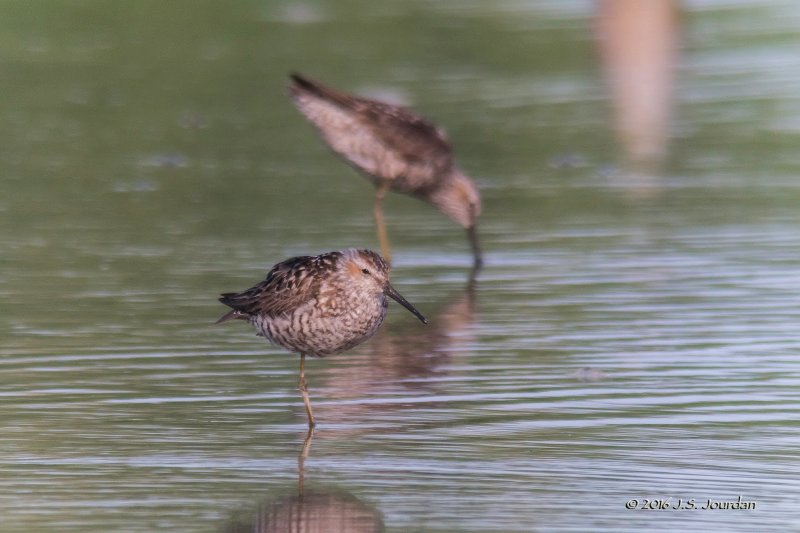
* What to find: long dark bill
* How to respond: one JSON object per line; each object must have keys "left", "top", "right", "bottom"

{"left": 384, "top": 283, "right": 428, "bottom": 324}
{"left": 467, "top": 224, "right": 483, "bottom": 270}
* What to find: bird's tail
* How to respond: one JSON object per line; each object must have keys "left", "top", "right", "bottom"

{"left": 288, "top": 72, "right": 355, "bottom": 109}
{"left": 215, "top": 309, "right": 244, "bottom": 324}
{"left": 215, "top": 293, "right": 250, "bottom": 324}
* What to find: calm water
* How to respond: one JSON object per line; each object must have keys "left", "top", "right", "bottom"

{"left": 2, "top": 1, "right": 800, "bottom": 531}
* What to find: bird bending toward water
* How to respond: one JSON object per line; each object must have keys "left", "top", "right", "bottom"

{"left": 216, "top": 248, "right": 427, "bottom": 428}
{"left": 288, "top": 73, "right": 483, "bottom": 268}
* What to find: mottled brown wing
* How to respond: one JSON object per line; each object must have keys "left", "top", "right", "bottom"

{"left": 218, "top": 255, "right": 328, "bottom": 319}
{"left": 289, "top": 73, "right": 454, "bottom": 183}
{"left": 356, "top": 99, "right": 454, "bottom": 172}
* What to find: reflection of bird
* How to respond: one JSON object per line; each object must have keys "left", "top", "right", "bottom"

{"left": 216, "top": 249, "right": 427, "bottom": 428}
{"left": 288, "top": 73, "right": 483, "bottom": 268}
{"left": 220, "top": 425, "right": 383, "bottom": 532}
{"left": 220, "top": 489, "right": 384, "bottom": 533}
{"left": 595, "top": 0, "right": 679, "bottom": 175}
{"left": 312, "top": 271, "right": 478, "bottom": 428}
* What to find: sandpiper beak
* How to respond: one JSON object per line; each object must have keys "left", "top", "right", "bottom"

{"left": 384, "top": 283, "right": 428, "bottom": 324}
{"left": 467, "top": 224, "right": 483, "bottom": 270}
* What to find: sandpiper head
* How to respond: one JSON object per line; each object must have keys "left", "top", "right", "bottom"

{"left": 340, "top": 249, "right": 427, "bottom": 324}
{"left": 340, "top": 249, "right": 391, "bottom": 293}
{"left": 431, "top": 170, "right": 481, "bottom": 230}
{"left": 428, "top": 171, "right": 483, "bottom": 268}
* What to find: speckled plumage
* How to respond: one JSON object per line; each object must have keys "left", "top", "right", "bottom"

{"left": 216, "top": 249, "right": 427, "bottom": 427}
{"left": 288, "top": 73, "right": 483, "bottom": 267}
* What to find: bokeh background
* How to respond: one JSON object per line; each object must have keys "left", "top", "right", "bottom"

{"left": 2, "top": 1, "right": 799, "bottom": 531}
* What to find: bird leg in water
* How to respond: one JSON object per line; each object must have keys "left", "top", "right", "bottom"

{"left": 299, "top": 354, "right": 315, "bottom": 428}
{"left": 298, "top": 425, "right": 314, "bottom": 496}
{"left": 373, "top": 181, "right": 392, "bottom": 263}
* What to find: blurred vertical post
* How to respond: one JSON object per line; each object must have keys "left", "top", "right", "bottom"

{"left": 595, "top": 0, "right": 680, "bottom": 173}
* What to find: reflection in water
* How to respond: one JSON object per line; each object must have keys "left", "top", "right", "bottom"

{"left": 220, "top": 429, "right": 383, "bottom": 533}
{"left": 311, "top": 271, "right": 478, "bottom": 427}
{"left": 595, "top": 0, "right": 680, "bottom": 185}
{"left": 221, "top": 489, "right": 383, "bottom": 533}
{"left": 222, "top": 428, "right": 384, "bottom": 533}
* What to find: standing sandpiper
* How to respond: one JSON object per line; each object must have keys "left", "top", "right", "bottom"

{"left": 288, "top": 73, "right": 483, "bottom": 268}
{"left": 216, "top": 248, "right": 427, "bottom": 428}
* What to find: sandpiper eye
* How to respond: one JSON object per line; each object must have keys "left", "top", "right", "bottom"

{"left": 361, "top": 268, "right": 371, "bottom": 275}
